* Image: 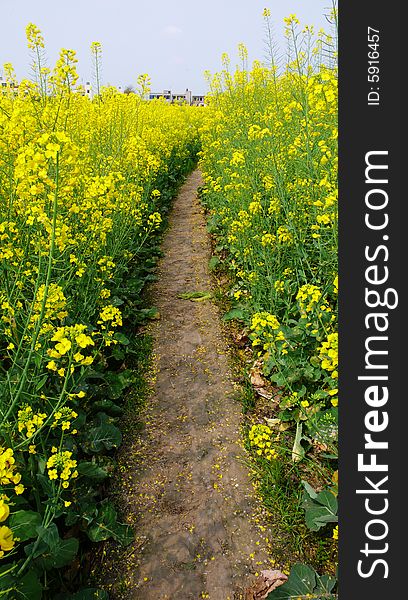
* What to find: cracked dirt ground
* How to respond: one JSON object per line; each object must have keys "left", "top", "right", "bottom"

{"left": 103, "top": 170, "right": 272, "bottom": 599}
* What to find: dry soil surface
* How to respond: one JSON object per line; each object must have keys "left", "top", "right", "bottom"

{"left": 104, "top": 170, "right": 271, "bottom": 599}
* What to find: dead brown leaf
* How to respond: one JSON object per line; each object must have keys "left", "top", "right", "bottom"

{"left": 250, "top": 361, "right": 274, "bottom": 400}
{"left": 245, "top": 569, "right": 288, "bottom": 600}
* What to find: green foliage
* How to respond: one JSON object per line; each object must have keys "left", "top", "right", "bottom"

{"left": 267, "top": 563, "right": 337, "bottom": 599}
{"left": 200, "top": 7, "right": 338, "bottom": 585}
{"left": 87, "top": 501, "right": 132, "bottom": 545}
{"left": 302, "top": 482, "right": 338, "bottom": 532}
{"left": 0, "top": 37, "right": 201, "bottom": 596}
{"left": 8, "top": 511, "right": 42, "bottom": 542}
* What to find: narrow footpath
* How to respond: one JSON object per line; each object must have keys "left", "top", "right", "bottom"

{"left": 106, "top": 170, "right": 272, "bottom": 599}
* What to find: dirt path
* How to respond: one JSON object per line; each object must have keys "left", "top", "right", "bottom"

{"left": 107, "top": 170, "right": 271, "bottom": 599}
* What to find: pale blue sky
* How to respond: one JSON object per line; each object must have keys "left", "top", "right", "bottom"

{"left": 1, "top": 0, "right": 332, "bottom": 94}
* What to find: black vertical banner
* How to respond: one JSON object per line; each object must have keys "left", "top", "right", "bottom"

{"left": 339, "top": 2, "right": 406, "bottom": 599}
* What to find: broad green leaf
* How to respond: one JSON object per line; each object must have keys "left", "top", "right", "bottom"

{"left": 286, "top": 563, "right": 317, "bottom": 595}
{"left": 267, "top": 563, "right": 318, "bottom": 598}
{"left": 222, "top": 308, "right": 245, "bottom": 321}
{"left": 26, "top": 524, "right": 79, "bottom": 570}
{"left": 208, "top": 256, "right": 220, "bottom": 270}
{"left": 36, "top": 474, "right": 53, "bottom": 496}
{"left": 104, "top": 370, "right": 133, "bottom": 399}
{"left": 87, "top": 502, "right": 117, "bottom": 542}
{"left": 315, "top": 574, "right": 337, "bottom": 594}
{"left": 91, "top": 399, "right": 124, "bottom": 416}
{"left": 304, "top": 504, "right": 337, "bottom": 531}
{"left": 0, "top": 566, "right": 42, "bottom": 600}
{"left": 87, "top": 502, "right": 133, "bottom": 545}
{"left": 9, "top": 510, "right": 42, "bottom": 542}
{"left": 113, "top": 523, "right": 134, "bottom": 546}
{"left": 77, "top": 461, "right": 109, "bottom": 480}
{"left": 16, "top": 570, "right": 42, "bottom": 600}
{"left": 316, "top": 490, "right": 338, "bottom": 514}
{"left": 114, "top": 332, "right": 130, "bottom": 345}
{"left": 302, "top": 480, "right": 318, "bottom": 500}
{"left": 43, "top": 537, "right": 79, "bottom": 569}
{"left": 87, "top": 422, "right": 122, "bottom": 452}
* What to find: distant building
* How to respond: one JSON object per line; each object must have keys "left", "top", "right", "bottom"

{"left": 149, "top": 90, "right": 172, "bottom": 101}
{"left": 192, "top": 95, "right": 205, "bottom": 106}
{"left": 0, "top": 76, "right": 94, "bottom": 98}
{"left": 148, "top": 88, "right": 206, "bottom": 106}
{"left": 74, "top": 81, "right": 93, "bottom": 97}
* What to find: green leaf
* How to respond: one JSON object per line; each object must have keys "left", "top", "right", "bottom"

{"left": 315, "top": 574, "right": 337, "bottom": 594}
{"left": 208, "top": 256, "right": 220, "bottom": 270}
{"left": 0, "top": 563, "right": 17, "bottom": 593}
{"left": 43, "top": 537, "right": 79, "bottom": 569}
{"left": 267, "top": 563, "right": 319, "bottom": 599}
{"left": 9, "top": 510, "right": 42, "bottom": 542}
{"left": 36, "top": 474, "right": 53, "bottom": 497}
{"left": 302, "top": 488, "right": 338, "bottom": 532}
{"left": 0, "top": 566, "right": 42, "bottom": 600}
{"left": 113, "top": 523, "right": 134, "bottom": 546}
{"left": 114, "top": 332, "right": 130, "bottom": 345}
{"left": 302, "top": 480, "right": 318, "bottom": 500}
{"left": 87, "top": 502, "right": 133, "bottom": 545}
{"left": 86, "top": 419, "right": 122, "bottom": 453}
{"left": 316, "top": 490, "right": 338, "bottom": 514}
{"left": 35, "top": 374, "right": 48, "bottom": 391}
{"left": 103, "top": 370, "right": 133, "bottom": 399}
{"left": 77, "top": 461, "right": 109, "bottom": 480}
{"left": 24, "top": 538, "right": 49, "bottom": 560}
{"left": 17, "top": 570, "right": 42, "bottom": 600}
{"left": 222, "top": 308, "right": 245, "bottom": 321}
{"left": 111, "top": 346, "right": 125, "bottom": 361}
{"left": 304, "top": 504, "right": 336, "bottom": 532}
{"left": 91, "top": 399, "right": 124, "bottom": 416}
{"left": 32, "top": 524, "right": 79, "bottom": 569}
{"left": 285, "top": 563, "right": 317, "bottom": 595}
{"left": 87, "top": 502, "right": 117, "bottom": 542}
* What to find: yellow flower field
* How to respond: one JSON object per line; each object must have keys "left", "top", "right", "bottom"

{"left": 0, "top": 25, "right": 202, "bottom": 597}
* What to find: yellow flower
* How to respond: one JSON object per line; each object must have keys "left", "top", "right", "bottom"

{"left": 0, "top": 500, "right": 10, "bottom": 523}
{"left": 0, "top": 526, "right": 14, "bottom": 552}
{"left": 14, "top": 484, "right": 25, "bottom": 495}
{"left": 81, "top": 356, "right": 94, "bottom": 366}
{"left": 76, "top": 333, "right": 95, "bottom": 348}
{"left": 55, "top": 338, "right": 71, "bottom": 355}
